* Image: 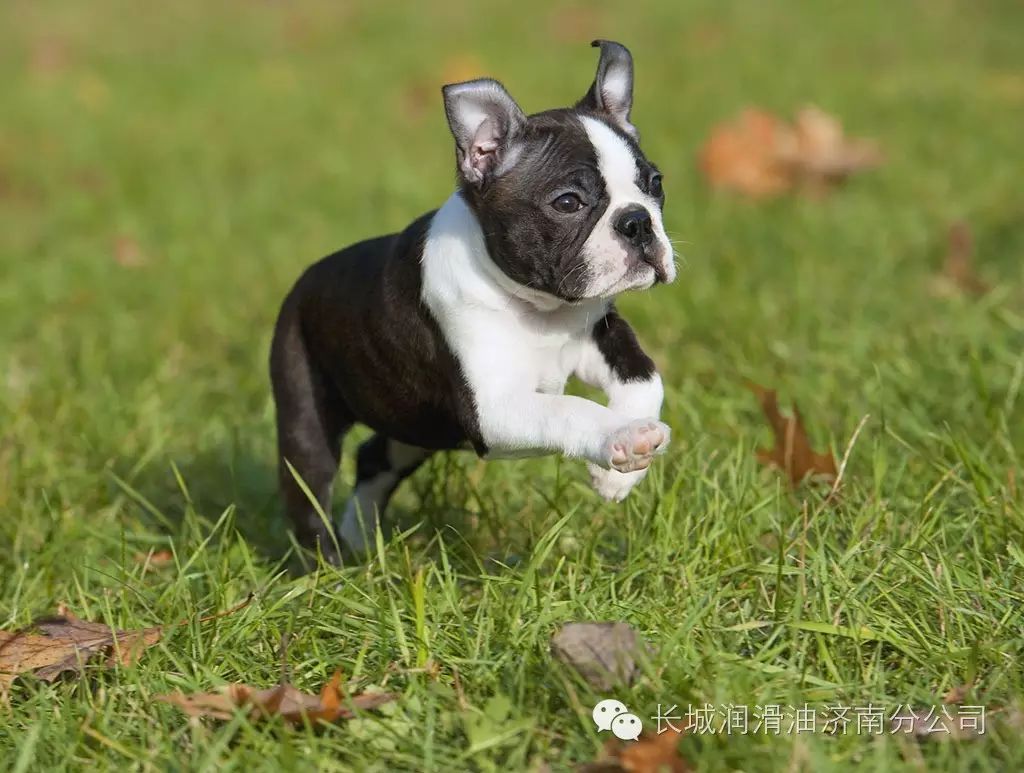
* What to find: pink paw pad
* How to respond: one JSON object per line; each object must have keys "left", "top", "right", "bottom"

{"left": 604, "top": 419, "right": 671, "bottom": 473}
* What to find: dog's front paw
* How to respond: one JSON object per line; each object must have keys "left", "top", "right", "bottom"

{"left": 602, "top": 419, "right": 670, "bottom": 473}
{"left": 588, "top": 463, "right": 647, "bottom": 502}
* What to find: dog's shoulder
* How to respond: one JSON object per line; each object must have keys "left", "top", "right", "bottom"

{"left": 296, "top": 210, "right": 436, "bottom": 298}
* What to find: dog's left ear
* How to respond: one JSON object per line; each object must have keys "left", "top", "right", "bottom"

{"left": 577, "top": 40, "right": 637, "bottom": 139}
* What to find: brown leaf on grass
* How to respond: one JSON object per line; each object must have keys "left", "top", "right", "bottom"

{"left": 134, "top": 549, "right": 174, "bottom": 568}
{"left": 749, "top": 383, "right": 837, "bottom": 487}
{"left": 699, "top": 106, "right": 881, "bottom": 197}
{"left": 0, "top": 607, "right": 161, "bottom": 692}
{"left": 783, "top": 107, "right": 883, "bottom": 192}
{"left": 1, "top": 633, "right": 81, "bottom": 699}
{"left": 551, "top": 622, "right": 649, "bottom": 691}
{"left": 933, "top": 221, "right": 989, "bottom": 297}
{"left": 156, "top": 670, "right": 397, "bottom": 725}
{"left": 579, "top": 729, "right": 691, "bottom": 773}
{"left": 35, "top": 606, "right": 163, "bottom": 671}
{"left": 942, "top": 682, "right": 973, "bottom": 705}
{"left": 698, "top": 109, "right": 792, "bottom": 197}
{"left": 0, "top": 596, "right": 251, "bottom": 699}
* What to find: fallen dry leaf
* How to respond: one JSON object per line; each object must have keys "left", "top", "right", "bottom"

{"left": 699, "top": 106, "right": 881, "bottom": 197}
{"left": 134, "top": 549, "right": 174, "bottom": 568}
{"left": 156, "top": 670, "right": 397, "bottom": 725}
{"left": 698, "top": 108, "right": 792, "bottom": 197}
{"left": 1, "top": 633, "right": 81, "bottom": 700}
{"left": 942, "top": 682, "right": 973, "bottom": 705}
{"left": 36, "top": 606, "right": 162, "bottom": 669}
{"left": 0, "top": 607, "right": 161, "bottom": 695}
{"left": 749, "top": 383, "right": 837, "bottom": 487}
{"left": 0, "top": 596, "right": 251, "bottom": 699}
{"left": 933, "top": 221, "right": 989, "bottom": 297}
{"left": 551, "top": 622, "right": 648, "bottom": 691}
{"left": 579, "top": 729, "right": 690, "bottom": 773}
{"left": 783, "top": 107, "right": 883, "bottom": 192}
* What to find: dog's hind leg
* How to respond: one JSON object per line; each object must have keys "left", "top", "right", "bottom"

{"left": 270, "top": 300, "right": 352, "bottom": 564}
{"left": 338, "top": 434, "right": 433, "bottom": 552}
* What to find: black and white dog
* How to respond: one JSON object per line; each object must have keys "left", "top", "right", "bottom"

{"left": 270, "top": 41, "right": 675, "bottom": 562}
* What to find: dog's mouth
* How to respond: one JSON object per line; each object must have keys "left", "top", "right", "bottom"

{"left": 643, "top": 247, "right": 669, "bottom": 284}
{"left": 631, "top": 243, "right": 670, "bottom": 285}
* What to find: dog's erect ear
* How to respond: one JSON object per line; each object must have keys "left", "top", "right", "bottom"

{"left": 577, "top": 40, "right": 637, "bottom": 139}
{"left": 443, "top": 79, "right": 526, "bottom": 187}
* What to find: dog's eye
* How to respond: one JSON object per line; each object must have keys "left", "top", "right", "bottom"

{"left": 649, "top": 174, "right": 664, "bottom": 197}
{"left": 551, "top": 193, "right": 585, "bottom": 213}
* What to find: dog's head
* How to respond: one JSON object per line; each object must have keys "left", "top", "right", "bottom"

{"left": 442, "top": 40, "right": 675, "bottom": 304}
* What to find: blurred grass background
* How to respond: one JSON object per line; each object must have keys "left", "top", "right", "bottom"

{"left": 2, "top": 0, "right": 1024, "bottom": 770}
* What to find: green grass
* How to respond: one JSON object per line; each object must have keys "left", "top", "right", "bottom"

{"left": 2, "top": 0, "right": 1024, "bottom": 770}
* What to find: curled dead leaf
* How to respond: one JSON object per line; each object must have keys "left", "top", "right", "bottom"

{"left": 942, "top": 682, "right": 973, "bottom": 705}
{"left": 0, "top": 608, "right": 162, "bottom": 692}
{"left": 699, "top": 106, "right": 881, "bottom": 197}
{"left": 578, "top": 728, "right": 690, "bottom": 773}
{"left": 156, "top": 670, "right": 397, "bottom": 725}
{"left": 749, "top": 383, "right": 837, "bottom": 487}
{"left": 698, "top": 109, "right": 792, "bottom": 197}
{"left": 0, "top": 596, "right": 251, "bottom": 699}
{"left": 782, "top": 106, "right": 883, "bottom": 190}
{"left": 134, "top": 549, "right": 174, "bottom": 569}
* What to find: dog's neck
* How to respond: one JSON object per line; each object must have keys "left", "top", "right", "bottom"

{"left": 422, "top": 192, "right": 610, "bottom": 330}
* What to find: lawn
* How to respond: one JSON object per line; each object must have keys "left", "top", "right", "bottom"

{"left": 2, "top": 0, "right": 1024, "bottom": 770}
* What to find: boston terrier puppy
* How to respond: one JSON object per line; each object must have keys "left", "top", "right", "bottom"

{"left": 270, "top": 40, "right": 676, "bottom": 562}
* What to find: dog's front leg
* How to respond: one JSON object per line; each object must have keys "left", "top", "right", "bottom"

{"left": 575, "top": 308, "right": 668, "bottom": 501}
{"left": 475, "top": 391, "right": 668, "bottom": 472}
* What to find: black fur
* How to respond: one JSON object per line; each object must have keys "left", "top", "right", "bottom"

{"left": 269, "top": 213, "right": 483, "bottom": 560}
{"left": 591, "top": 307, "right": 656, "bottom": 383}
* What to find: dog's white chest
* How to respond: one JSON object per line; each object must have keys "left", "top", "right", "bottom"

{"left": 532, "top": 337, "right": 583, "bottom": 395}
{"left": 421, "top": 192, "right": 608, "bottom": 400}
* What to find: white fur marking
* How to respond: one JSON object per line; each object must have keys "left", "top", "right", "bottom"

{"left": 579, "top": 117, "right": 675, "bottom": 296}
{"left": 601, "top": 70, "right": 630, "bottom": 107}
{"left": 338, "top": 440, "right": 429, "bottom": 552}
{"left": 338, "top": 472, "right": 395, "bottom": 552}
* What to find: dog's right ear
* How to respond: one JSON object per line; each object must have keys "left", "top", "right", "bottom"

{"left": 443, "top": 79, "right": 526, "bottom": 188}
{"left": 577, "top": 40, "right": 637, "bottom": 139}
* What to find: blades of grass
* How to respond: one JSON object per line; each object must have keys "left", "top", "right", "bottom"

{"left": 284, "top": 458, "right": 342, "bottom": 563}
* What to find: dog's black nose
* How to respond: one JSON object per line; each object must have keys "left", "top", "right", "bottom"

{"left": 614, "top": 207, "right": 654, "bottom": 247}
